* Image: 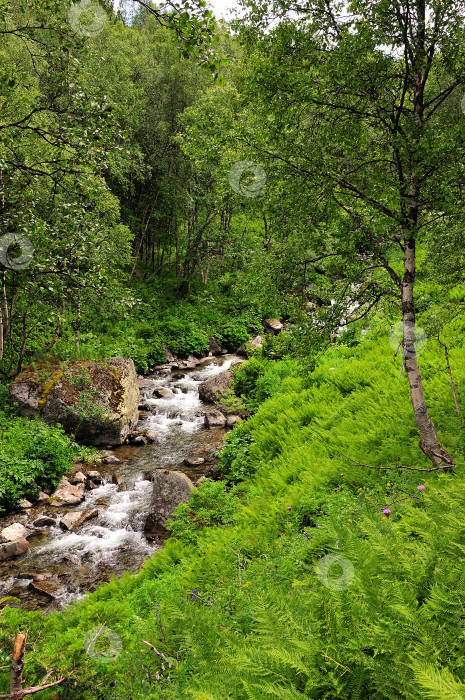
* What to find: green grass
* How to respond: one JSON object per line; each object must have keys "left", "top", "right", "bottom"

{"left": 1, "top": 321, "right": 465, "bottom": 699}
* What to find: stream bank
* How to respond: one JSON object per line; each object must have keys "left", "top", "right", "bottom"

{"left": 0, "top": 355, "right": 241, "bottom": 612}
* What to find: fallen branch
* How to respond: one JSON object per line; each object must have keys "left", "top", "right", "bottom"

{"left": 141, "top": 641, "right": 174, "bottom": 666}
{"left": 338, "top": 451, "right": 450, "bottom": 472}
{"left": 0, "top": 634, "right": 73, "bottom": 699}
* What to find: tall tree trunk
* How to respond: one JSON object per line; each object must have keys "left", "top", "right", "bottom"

{"left": 402, "top": 239, "right": 454, "bottom": 466}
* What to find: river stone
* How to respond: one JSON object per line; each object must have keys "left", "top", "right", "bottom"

{"left": 263, "top": 318, "right": 284, "bottom": 335}
{"left": 143, "top": 430, "right": 158, "bottom": 443}
{"left": 38, "top": 491, "right": 49, "bottom": 502}
{"left": 9, "top": 357, "right": 139, "bottom": 446}
{"left": 204, "top": 409, "right": 227, "bottom": 428}
{"left": 29, "top": 580, "right": 64, "bottom": 599}
{"left": 1, "top": 523, "right": 30, "bottom": 542}
{"left": 86, "top": 470, "right": 102, "bottom": 481}
{"left": 145, "top": 470, "right": 194, "bottom": 534}
{"left": 49, "top": 479, "right": 85, "bottom": 506}
{"left": 132, "top": 435, "right": 147, "bottom": 446}
{"left": 33, "top": 516, "right": 57, "bottom": 528}
{"left": 199, "top": 370, "right": 233, "bottom": 403}
{"left": 184, "top": 457, "right": 206, "bottom": 467}
{"left": 0, "top": 538, "right": 29, "bottom": 562}
{"left": 60, "top": 509, "right": 99, "bottom": 531}
{"left": 70, "top": 471, "right": 86, "bottom": 484}
{"left": 154, "top": 387, "right": 174, "bottom": 399}
{"left": 226, "top": 415, "right": 241, "bottom": 427}
{"left": 101, "top": 455, "right": 121, "bottom": 465}
{"left": 208, "top": 337, "right": 226, "bottom": 355}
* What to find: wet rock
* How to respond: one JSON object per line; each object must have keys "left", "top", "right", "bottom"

{"left": 101, "top": 455, "right": 121, "bottom": 465}
{"left": 204, "top": 409, "right": 227, "bottom": 428}
{"left": 145, "top": 470, "right": 194, "bottom": 534}
{"left": 112, "top": 473, "right": 122, "bottom": 485}
{"left": 154, "top": 387, "right": 174, "bottom": 399}
{"left": 19, "top": 499, "right": 33, "bottom": 509}
{"left": 208, "top": 337, "right": 226, "bottom": 355}
{"left": 18, "top": 572, "right": 51, "bottom": 581}
{"left": 87, "top": 481, "right": 100, "bottom": 490}
{"left": 227, "top": 415, "right": 241, "bottom": 428}
{"left": 70, "top": 471, "right": 86, "bottom": 484}
{"left": 60, "top": 509, "right": 99, "bottom": 531}
{"left": 138, "top": 402, "right": 153, "bottom": 412}
{"left": 32, "top": 516, "right": 57, "bottom": 528}
{"left": 204, "top": 463, "right": 220, "bottom": 479}
{"left": 163, "top": 345, "right": 177, "bottom": 363}
{"left": 194, "top": 476, "right": 207, "bottom": 487}
{"left": 263, "top": 318, "right": 283, "bottom": 335}
{"left": 143, "top": 430, "right": 158, "bottom": 443}
{"left": 87, "top": 470, "right": 102, "bottom": 483}
{"left": 49, "top": 478, "right": 85, "bottom": 506}
{"left": 1, "top": 523, "right": 31, "bottom": 541}
{"left": 29, "top": 580, "right": 64, "bottom": 599}
{"left": 184, "top": 457, "right": 206, "bottom": 467}
{"left": 199, "top": 370, "right": 233, "bottom": 403}
{"left": 0, "top": 538, "right": 29, "bottom": 562}
{"left": 9, "top": 357, "right": 139, "bottom": 446}
{"left": 132, "top": 435, "right": 147, "bottom": 446}
{"left": 38, "top": 491, "right": 49, "bottom": 502}
{"left": 180, "top": 356, "right": 199, "bottom": 370}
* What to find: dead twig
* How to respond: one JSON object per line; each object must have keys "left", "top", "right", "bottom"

{"left": 338, "top": 451, "right": 450, "bottom": 472}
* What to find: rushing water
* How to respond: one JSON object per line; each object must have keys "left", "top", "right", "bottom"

{"left": 0, "top": 355, "right": 236, "bottom": 611}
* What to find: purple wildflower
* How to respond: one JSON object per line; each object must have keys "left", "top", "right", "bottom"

{"left": 334, "top": 487, "right": 338, "bottom": 492}
{"left": 383, "top": 508, "right": 391, "bottom": 516}
{"left": 304, "top": 533, "right": 309, "bottom": 538}
{"left": 287, "top": 506, "right": 292, "bottom": 510}
{"left": 417, "top": 484, "right": 425, "bottom": 491}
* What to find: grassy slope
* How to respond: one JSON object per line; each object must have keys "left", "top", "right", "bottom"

{"left": 1, "top": 322, "right": 465, "bottom": 700}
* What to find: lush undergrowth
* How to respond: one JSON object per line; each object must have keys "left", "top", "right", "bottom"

{"left": 0, "top": 386, "right": 87, "bottom": 515}
{"left": 1, "top": 322, "right": 465, "bottom": 699}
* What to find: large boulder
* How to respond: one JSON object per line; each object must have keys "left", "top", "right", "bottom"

{"left": 208, "top": 337, "right": 227, "bottom": 356}
{"left": 199, "top": 370, "right": 233, "bottom": 403}
{"left": 9, "top": 357, "right": 139, "bottom": 446}
{"left": 1, "top": 523, "right": 30, "bottom": 542}
{"left": 144, "top": 470, "right": 193, "bottom": 535}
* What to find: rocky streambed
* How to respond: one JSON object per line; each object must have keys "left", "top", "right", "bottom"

{"left": 0, "top": 354, "right": 243, "bottom": 612}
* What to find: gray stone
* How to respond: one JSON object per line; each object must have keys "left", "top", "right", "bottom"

{"left": 9, "top": 357, "right": 139, "bottom": 446}
{"left": 153, "top": 388, "right": 174, "bottom": 399}
{"left": 226, "top": 415, "right": 241, "bottom": 427}
{"left": 70, "top": 471, "right": 86, "bottom": 484}
{"left": 132, "top": 435, "right": 147, "bottom": 446}
{"left": 199, "top": 370, "right": 233, "bottom": 403}
{"left": 184, "top": 457, "right": 206, "bottom": 467}
{"left": 208, "top": 337, "right": 226, "bottom": 355}
{"left": 0, "top": 538, "right": 29, "bottom": 562}
{"left": 101, "top": 455, "right": 121, "bottom": 465}
{"left": 204, "top": 409, "right": 227, "bottom": 428}
{"left": 29, "top": 580, "right": 64, "bottom": 599}
{"left": 1, "top": 523, "right": 30, "bottom": 542}
{"left": 49, "top": 478, "right": 85, "bottom": 506}
{"left": 263, "top": 318, "right": 283, "bottom": 335}
{"left": 145, "top": 470, "right": 194, "bottom": 534}
{"left": 32, "top": 516, "right": 57, "bottom": 528}
{"left": 60, "top": 509, "right": 99, "bottom": 531}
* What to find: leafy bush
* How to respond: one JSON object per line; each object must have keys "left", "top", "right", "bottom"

{"left": 166, "top": 479, "right": 238, "bottom": 543}
{"left": 217, "top": 422, "right": 255, "bottom": 483}
{"left": 0, "top": 416, "right": 76, "bottom": 512}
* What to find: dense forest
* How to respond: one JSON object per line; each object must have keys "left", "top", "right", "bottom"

{"left": 1, "top": 0, "right": 465, "bottom": 697}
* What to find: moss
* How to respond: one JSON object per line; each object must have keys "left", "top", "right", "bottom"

{"left": 38, "top": 371, "right": 63, "bottom": 410}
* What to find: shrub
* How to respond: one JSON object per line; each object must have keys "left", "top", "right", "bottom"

{"left": 166, "top": 479, "right": 238, "bottom": 543}
{"left": 217, "top": 422, "right": 255, "bottom": 484}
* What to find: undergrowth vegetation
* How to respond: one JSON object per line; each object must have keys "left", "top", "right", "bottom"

{"left": 1, "top": 321, "right": 464, "bottom": 699}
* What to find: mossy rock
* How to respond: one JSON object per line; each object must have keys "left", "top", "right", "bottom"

{"left": 9, "top": 357, "right": 139, "bottom": 446}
